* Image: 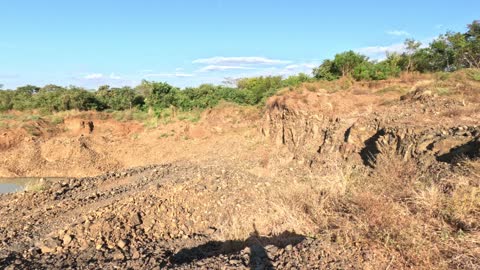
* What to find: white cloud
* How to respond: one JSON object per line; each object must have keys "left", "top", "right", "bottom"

{"left": 84, "top": 73, "right": 123, "bottom": 80}
{"left": 198, "top": 65, "right": 256, "bottom": 72}
{"left": 356, "top": 43, "right": 406, "bottom": 60}
{"left": 284, "top": 63, "right": 318, "bottom": 70}
{"left": 193, "top": 56, "right": 291, "bottom": 65}
{"left": 109, "top": 73, "right": 121, "bottom": 80}
{"left": 143, "top": 73, "right": 195, "bottom": 78}
{"left": 219, "top": 62, "right": 319, "bottom": 80}
{"left": 386, "top": 30, "right": 410, "bottom": 36}
{"left": 84, "top": 73, "right": 104, "bottom": 79}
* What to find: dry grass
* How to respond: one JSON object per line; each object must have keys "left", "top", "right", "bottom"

{"left": 256, "top": 149, "right": 480, "bottom": 269}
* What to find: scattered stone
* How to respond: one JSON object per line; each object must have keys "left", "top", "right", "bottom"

{"left": 117, "top": 240, "right": 127, "bottom": 249}
{"left": 63, "top": 235, "right": 73, "bottom": 246}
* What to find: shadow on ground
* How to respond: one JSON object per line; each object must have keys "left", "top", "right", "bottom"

{"left": 171, "top": 227, "right": 306, "bottom": 269}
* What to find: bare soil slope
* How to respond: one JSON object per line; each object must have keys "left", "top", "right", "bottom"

{"left": 1, "top": 73, "right": 479, "bottom": 269}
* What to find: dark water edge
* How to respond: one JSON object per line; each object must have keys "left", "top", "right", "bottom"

{"left": 0, "top": 178, "right": 65, "bottom": 194}
{"left": 0, "top": 183, "right": 22, "bottom": 194}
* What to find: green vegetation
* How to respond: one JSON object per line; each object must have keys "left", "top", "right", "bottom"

{"left": 314, "top": 20, "right": 480, "bottom": 81}
{"left": 0, "top": 21, "right": 478, "bottom": 115}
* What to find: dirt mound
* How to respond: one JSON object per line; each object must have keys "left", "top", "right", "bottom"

{"left": 1, "top": 76, "right": 480, "bottom": 269}
{"left": 263, "top": 85, "right": 480, "bottom": 168}
{"left": 0, "top": 106, "right": 262, "bottom": 177}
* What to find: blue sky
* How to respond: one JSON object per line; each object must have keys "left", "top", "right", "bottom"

{"left": 0, "top": 0, "right": 478, "bottom": 89}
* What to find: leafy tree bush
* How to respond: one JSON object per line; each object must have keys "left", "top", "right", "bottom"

{"left": 313, "top": 51, "right": 368, "bottom": 80}
{"left": 313, "top": 59, "right": 339, "bottom": 81}
{"left": 236, "top": 76, "right": 283, "bottom": 105}
{"left": 11, "top": 85, "right": 40, "bottom": 110}
{"left": 141, "top": 81, "right": 180, "bottom": 109}
{"left": 0, "top": 91, "right": 13, "bottom": 111}
{"left": 333, "top": 51, "right": 369, "bottom": 77}
{"left": 96, "top": 86, "right": 144, "bottom": 110}
{"left": 281, "top": 73, "right": 312, "bottom": 86}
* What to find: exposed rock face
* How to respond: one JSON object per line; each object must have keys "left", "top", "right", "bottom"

{"left": 263, "top": 91, "right": 480, "bottom": 166}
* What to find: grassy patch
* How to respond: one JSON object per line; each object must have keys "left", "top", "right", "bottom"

{"left": 434, "top": 72, "right": 451, "bottom": 81}
{"left": 50, "top": 116, "right": 64, "bottom": 125}
{"left": 436, "top": 87, "right": 452, "bottom": 96}
{"left": 25, "top": 179, "right": 47, "bottom": 192}
{"left": 22, "top": 124, "right": 41, "bottom": 136}
{"left": 466, "top": 69, "right": 480, "bottom": 81}
{"left": 22, "top": 115, "right": 41, "bottom": 122}
{"left": 143, "top": 117, "right": 159, "bottom": 129}
{"left": 0, "top": 114, "right": 16, "bottom": 120}
{"left": 376, "top": 85, "right": 408, "bottom": 95}
{"left": 177, "top": 110, "right": 201, "bottom": 123}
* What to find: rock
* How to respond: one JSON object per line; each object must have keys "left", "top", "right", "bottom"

{"left": 117, "top": 239, "right": 127, "bottom": 249}
{"left": 229, "top": 259, "right": 241, "bottom": 265}
{"left": 131, "top": 248, "right": 140, "bottom": 259}
{"left": 112, "top": 251, "right": 125, "bottom": 261}
{"left": 63, "top": 234, "right": 73, "bottom": 246}
{"left": 38, "top": 244, "right": 56, "bottom": 254}
{"left": 129, "top": 212, "right": 142, "bottom": 227}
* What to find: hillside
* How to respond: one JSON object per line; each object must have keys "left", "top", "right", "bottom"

{"left": 0, "top": 72, "right": 479, "bottom": 269}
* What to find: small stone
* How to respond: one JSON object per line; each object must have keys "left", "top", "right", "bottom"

{"left": 39, "top": 245, "right": 55, "bottom": 254}
{"left": 117, "top": 239, "right": 127, "bottom": 249}
{"left": 63, "top": 234, "right": 73, "bottom": 246}
{"left": 131, "top": 248, "right": 140, "bottom": 259}
{"left": 229, "top": 259, "right": 241, "bottom": 265}
{"left": 112, "top": 251, "right": 125, "bottom": 261}
{"left": 129, "top": 212, "right": 142, "bottom": 227}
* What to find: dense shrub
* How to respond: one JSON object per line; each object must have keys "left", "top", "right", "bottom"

{"left": 313, "top": 20, "right": 479, "bottom": 80}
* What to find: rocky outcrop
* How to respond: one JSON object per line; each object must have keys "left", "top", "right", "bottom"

{"left": 263, "top": 92, "right": 480, "bottom": 166}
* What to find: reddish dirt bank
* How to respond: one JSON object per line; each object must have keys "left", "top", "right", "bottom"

{"left": 0, "top": 106, "right": 262, "bottom": 178}
{"left": 1, "top": 75, "right": 479, "bottom": 269}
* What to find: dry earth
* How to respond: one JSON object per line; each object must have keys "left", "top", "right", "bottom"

{"left": 1, "top": 73, "right": 480, "bottom": 269}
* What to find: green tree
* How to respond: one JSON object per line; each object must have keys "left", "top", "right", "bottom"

{"left": 143, "top": 81, "right": 179, "bottom": 109}
{"left": 404, "top": 39, "right": 422, "bottom": 72}
{"left": 96, "top": 86, "right": 141, "bottom": 110}
{"left": 333, "top": 51, "right": 368, "bottom": 77}
{"left": 11, "top": 85, "right": 40, "bottom": 110}
{"left": 313, "top": 59, "right": 339, "bottom": 80}
{"left": 0, "top": 90, "right": 13, "bottom": 111}
{"left": 237, "top": 76, "right": 283, "bottom": 105}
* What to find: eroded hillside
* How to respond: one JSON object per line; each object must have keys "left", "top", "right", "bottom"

{"left": 1, "top": 73, "right": 479, "bottom": 269}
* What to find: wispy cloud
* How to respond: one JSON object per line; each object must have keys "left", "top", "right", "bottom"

{"left": 109, "top": 73, "right": 121, "bottom": 80}
{"left": 75, "top": 72, "right": 134, "bottom": 88}
{"left": 84, "top": 73, "right": 104, "bottom": 79}
{"left": 386, "top": 30, "right": 410, "bottom": 36}
{"left": 143, "top": 73, "right": 195, "bottom": 78}
{"left": 84, "top": 73, "right": 123, "bottom": 80}
{"left": 356, "top": 43, "right": 406, "bottom": 60}
{"left": 284, "top": 63, "right": 318, "bottom": 70}
{"left": 193, "top": 56, "right": 291, "bottom": 65}
{"left": 198, "top": 65, "right": 256, "bottom": 72}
